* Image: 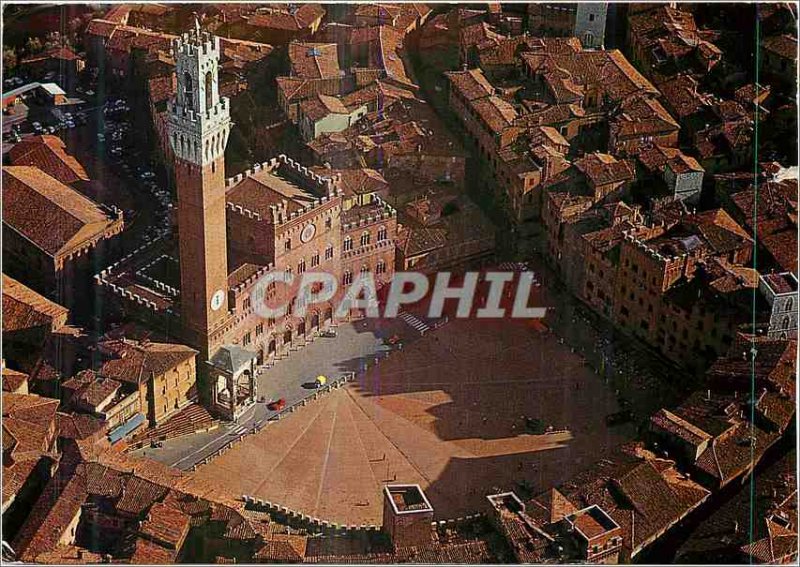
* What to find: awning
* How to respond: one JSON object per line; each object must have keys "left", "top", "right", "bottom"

{"left": 108, "top": 413, "right": 146, "bottom": 444}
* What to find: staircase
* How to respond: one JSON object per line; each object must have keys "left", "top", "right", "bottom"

{"left": 128, "top": 403, "right": 219, "bottom": 449}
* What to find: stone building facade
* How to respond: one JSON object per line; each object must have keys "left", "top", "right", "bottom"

{"left": 159, "top": 27, "right": 396, "bottom": 419}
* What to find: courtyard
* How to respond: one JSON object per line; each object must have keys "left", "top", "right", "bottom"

{"left": 182, "top": 316, "right": 634, "bottom": 525}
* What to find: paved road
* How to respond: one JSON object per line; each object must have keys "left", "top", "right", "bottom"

{"left": 132, "top": 316, "right": 425, "bottom": 470}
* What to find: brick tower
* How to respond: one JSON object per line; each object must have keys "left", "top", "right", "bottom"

{"left": 168, "top": 26, "right": 231, "bottom": 358}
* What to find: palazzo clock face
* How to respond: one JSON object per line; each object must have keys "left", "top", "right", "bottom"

{"left": 301, "top": 223, "right": 316, "bottom": 243}
{"left": 211, "top": 289, "right": 225, "bottom": 311}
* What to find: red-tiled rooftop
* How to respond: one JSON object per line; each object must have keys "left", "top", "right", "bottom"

{"left": 288, "top": 41, "right": 340, "bottom": 79}
{"left": 762, "top": 272, "right": 799, "bottom": 295}
{"left": 227, "top": 168, "right": 318, "bottom": 216}
{"left": 2, "top": 273, "right": 69, "bottom": 333}
{"left": 3, "top": 165, "right": 122, "bottom": 258}
{"left": 97, "top": 338, "right": 197, "bottom": 385}
{"left": 446, "top": 68, "right": 494, "bottom": 101}
{"left": 299, "top": 93, "right": 349, "bottom": 121}
{"left": 130, "top": 536, "right": 177, "bottom": 564}
{"left": 139, "top": 501, "right": 192, "bottom": 549}
{"left": 763, "top": 34, "right": 798, "bottom": 59}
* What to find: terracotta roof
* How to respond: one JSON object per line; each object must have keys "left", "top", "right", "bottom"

{"left": 2, "top": 392, "right": 59, "bottom": 509}
{"left": 300, "top": 93, "right": 350, "bottom": 121}
{"left": 471, "top": 95, "right": 517, "bottom": 133}
{"left": 276, "top": 75, "right": 346, "bottom": 103}
{"left": 763, "top": 34, "right": 797, "bottom": 59}
{"left": 2, "top": 273, "right": 68, "bottom": 333}
{"left": 762, "top": 229, "right": 798, "bottom": 272}
{"left": 85, "top": 18, "right": 119, "bottom": 39}
{"left": 446, "top": 68, "right": 494, "bottom": 101}
{"left": 695, "top": 420, "right": 778, "bottom": 486}
{"left": 130, "top": 537, "right": 177, "bottom": 564}
{"left": 246, "top": 4, "right": 325, "bottom": 31}
{"left": 62, "top": 369, "right": 122, "bottom": 411}
{"left": 117, "top": 475, "right": 170, "bottom": 516}
{"left": 651, "top": 408, "right": 713, "bottom": 446}
{"left": 56, "top": 412, "right": 108, "bottom": 442}
{"left": 639, "top": 145, "right": 703, "bottom": 174}
{"left": 139, "top": 501, "right": 192, "bottom": 549}
{"left": 657, "top": 73, "right": 713, "bottom": 118}
{"left": 288, "top": 41, "right": 341, "bottom": 79}
{"left": 682, "top": 209, "right": 752, "bottom": 254}
{"left": 21, "top": 45, "right": 81, "bottom": 64}
{"left": 3, "top": 166, "right": 120, "bottom": 258}
{"left": 542, "top": 443, "right": 711, "bottom": 555}
{"left": 710, "top": 336, "right": 796, "bottom": 398}
{"left": 526, "top": 46, "right": 657, "bottom": 106}
{"left": 611, "top": 95, "right": 679, "bottom": 138}
{"left": 12, "top": 460, "right": 88, "bottom": 562}
{"left": 2, "top": 365, "right": 29, "bottom": 392}
{"left": 227, "top": 175, "right": 307, "bottom": 218}
{"left": 97, "top": 338, "right": 197, "bottom": 385}
{"left": 339, "top": 80, "right": 416, "bottom": 109}
{"left": 324, "top": 168, "right": 388, "bottom": 197}
{"left": 2, "top": 392, "right": 58, "bottom": 454}
{"left": 575, "top": 153, "right": 636, "bottom": 187}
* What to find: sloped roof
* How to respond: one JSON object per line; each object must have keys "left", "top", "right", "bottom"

{"left": 98, "top": 339, "right": 197, "bottom": 385}
{"left": 210, "top": 344, "right": 257, "bottom": 374}
{"left": 8, "top": 135, "right": 89, "bottom": 185}
{"left": 288, "top": 41, "right": 340, "bottom": 79}
{"left": 2, "top": 273, "right": 68, "bottom": 333}
{"left": 2, "top": 166, "right": 119, "bottom": 258}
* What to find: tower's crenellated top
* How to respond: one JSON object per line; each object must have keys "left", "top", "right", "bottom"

{"left": 168, "top": 26, "right": 230, "bottom": 166}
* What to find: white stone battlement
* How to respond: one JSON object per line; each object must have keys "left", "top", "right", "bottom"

{"left": 234, "top": 263, "right": 276, "bottom": 295}
{"left": 172, "top": 32, "right": 219, "bottom": 59}
{"left": 226, "top": 202, "right": 262, "bottom": 221}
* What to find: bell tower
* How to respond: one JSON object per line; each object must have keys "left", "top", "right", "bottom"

{"left": 168, "top": 27, "right": 231, "bottom": 357}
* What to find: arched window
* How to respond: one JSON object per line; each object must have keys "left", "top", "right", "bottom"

{"left": 786, "top": 297, "right": 794, "bottom": 313}
{"left": 377, "top": 226, "right": 387, "bottom": 242}
{"left": 205, "top": 71, "right": 213, "bottom": 111}
{"left": 343, "top": 270, "right": 353, "bottom": 285}
{"left": 782, "top": 316, "right": 791, "bottom": 330}
{"left": 183, "top": 72, "right": 194, "bottom": 109}
{"left": 360, "top": 231, "right": 371, "bottom": 247}
{"left": 360, "top": 265, "right": 370, "bottom": 275}
{"left": 584, "top": 32, "right": 594, "bottom": 46}
{"left": 343, "top": 236, "right": 353, "bottom": 252}
{"left": 376, "top": 260, "right": 386, "bottom": 274}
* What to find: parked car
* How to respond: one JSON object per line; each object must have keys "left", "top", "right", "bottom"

{"left": 319, "top": 329, "right": 337, "bottom": 338}
{"left": 267, "top": 398, "right": 286, "bottom": 411}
